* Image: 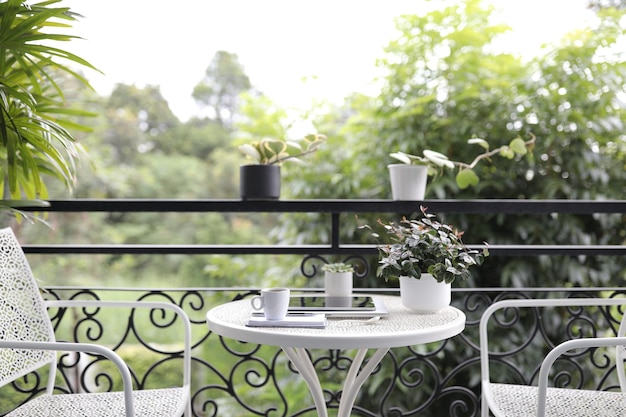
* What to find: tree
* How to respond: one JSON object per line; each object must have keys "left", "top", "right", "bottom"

{"left": 108, "top": 84, "right": 179, "bottom": 136}
{"left": 103, "top": 84, "right": 179, "bottom": 165}
{"left": 153, "top": 117, "right": 231, "bottom": 158}
{"left": 234, "top": 92, "right": 289, "bottom": 141}
{"left": 337, "top": 5, "right": 626, "bottom": 412}
{"left": 192, "top": 51, "right": 252, "bottom": 128}
{"left": 286, "top": 0, "right": 626, "bottom": 291}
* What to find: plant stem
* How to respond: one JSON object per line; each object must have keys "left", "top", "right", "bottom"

{"left": 270, "top": 147, "right": 320, "bottom": 165}
{"left": 455, "top": 134, "right": 536, "bottom": 170}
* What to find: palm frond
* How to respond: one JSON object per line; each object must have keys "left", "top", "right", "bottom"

{"left": 0, "top": 0, "right": 99, "bottom": 200}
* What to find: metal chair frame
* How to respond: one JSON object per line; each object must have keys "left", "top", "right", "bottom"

{"left": 480, "top": 298, "right": 626, "bottom": 417}
{"left": 0, "top": 227, "right": 191, "bottom": 416}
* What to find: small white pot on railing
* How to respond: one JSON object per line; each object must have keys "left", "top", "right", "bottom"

{"left": 324, "top": 271, "right": 353, "bottom": 297}
{"left": 388, "top": 164, "right": 428, "bottom": 200}
{"left": 322, "top": 263, "right": 355, "bottom": 297}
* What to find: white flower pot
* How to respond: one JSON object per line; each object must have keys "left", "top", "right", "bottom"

{"left": 388, "top": 164, "right": 428, "bottom": 200}
{"left": 399, "top": 275, "right": 451, "bottom": 313}
{"left": 324, "top": 272, "right": 353, "bottom": 297}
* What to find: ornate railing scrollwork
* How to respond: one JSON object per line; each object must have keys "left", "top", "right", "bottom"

{"left": 2, "top": 287, "right": 626, "bottom": 416}
{"left": 300, "top": 254, "right": 370, "bottom": 280}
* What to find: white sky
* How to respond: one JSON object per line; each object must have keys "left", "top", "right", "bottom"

{"left": 62, "top": 0, "right": 595, "bottom": 121}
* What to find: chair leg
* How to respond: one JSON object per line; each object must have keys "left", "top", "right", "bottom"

{"left": 481, "top": 393, "right": 490, "bottom": 417}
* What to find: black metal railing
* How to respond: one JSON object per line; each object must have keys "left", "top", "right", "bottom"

{"left": 3, "top": 199, "right": 624, "bottom": 416}
{"left": 19, "top": 199, "right": 626, "bottom": 256}
{"left": 27, "top": 286, "right": 626, "bottom": 417}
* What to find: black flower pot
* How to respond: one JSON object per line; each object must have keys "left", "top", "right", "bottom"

{"left": 240, "top": 165, "right": 281, "bottom": 200}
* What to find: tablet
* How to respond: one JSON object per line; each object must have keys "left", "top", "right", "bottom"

{"left": 289, "top": 295, "right": 376, "bottom": 311}
{"left": 287, "top": 295, "right": 389, "bottom": 318}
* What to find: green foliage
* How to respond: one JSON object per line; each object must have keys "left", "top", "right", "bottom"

{"left": 235, "top": 92, "right": 289, "bottom": 139}
{"left": 156, "top": 117, "right": 230, "bottom": 157}
{"left": 11, "top": 0, "right": 624, "bottom": 295}
{"left": 238, "top": 134, "right": 326, "bottom": 165}
{"left": 365, "top": 206, "right": 488, "bottom": 284}
{"left": 321, "top": 262, "right": 354, "bottom": 273}
{"left": 368, "top": 0, "right": 531, "bottom": 198}
{"left": 7, "top": 2, "right": 621, "bottom": 415}
{"left": 288, "top": 0, "right": 626, "bottom": 290}
{"left": 95, "top": 345, "right": 185, "bottom": 391}
{"left": 0, "top": 0, "right": 99, "bottom": 200}
{"left": 102, "top": 84, "right": 180, "bottom": 165}
{"left": 390, "top": 135, "right": 535, "bottom": 189}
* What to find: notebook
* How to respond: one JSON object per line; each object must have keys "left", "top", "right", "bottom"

{"left": 246, "top": 313, "right": 327, "bottom": 328}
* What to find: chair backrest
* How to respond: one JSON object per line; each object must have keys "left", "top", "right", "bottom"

{"left": 0, "top": 227, "right": 56, "bottom": 387}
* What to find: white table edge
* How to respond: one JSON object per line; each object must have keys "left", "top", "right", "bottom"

{"left": 206, "top": 295, "right": 466, "bottom": 349}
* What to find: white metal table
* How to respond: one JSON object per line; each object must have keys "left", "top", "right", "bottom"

{"left": 206, "top": 295, "right": 465, "bottom": 417}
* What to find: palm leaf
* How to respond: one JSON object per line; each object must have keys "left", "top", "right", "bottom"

{"left": 0, "top": 0, "right": 99, "bottom": 199}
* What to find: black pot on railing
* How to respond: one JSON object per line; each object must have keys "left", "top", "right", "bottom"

{"left": 239, "top": 165, "right": 281, "bottom": 200}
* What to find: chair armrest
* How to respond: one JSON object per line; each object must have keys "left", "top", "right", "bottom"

{"left": 0, "top": 340, "right": 135, "bottom": 417}
{"left": 44, "top": 300, "right": 192, "bottom": 389}
{"left": 480, "top": 298, "right": 626, "bottom": 417}
{"left": 536, "top": 336, "right": 626, "bottom": 416}
{"left": 480, "top": 298, "right": 626, "bottom": 381}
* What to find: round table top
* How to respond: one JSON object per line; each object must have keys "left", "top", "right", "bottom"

{"left": 206, "top": 295, "right": 465, "bottom": 349}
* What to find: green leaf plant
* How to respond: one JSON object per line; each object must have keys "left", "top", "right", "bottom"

{"left": 238, "top": 133, "right": 326, "bottom": 165}
{"left": 390, "top": 134, "right": 535, "bottom": 189}
{"left": 321, "top": 262, "right": 355, "bottom": 273}
{"left": 361, "top": 206, "right": 489, "bottom": 284}
{"left": 0, "top": 0, "right": 100, "bottom": 207}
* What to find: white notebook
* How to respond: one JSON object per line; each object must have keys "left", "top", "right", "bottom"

{"left": 246, "top": 313, "right": 327, "bottom": 328}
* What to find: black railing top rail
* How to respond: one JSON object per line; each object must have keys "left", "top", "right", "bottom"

{"left": 21, "top": 199, "right": 626, "bottom": 214}
{"left": 19, "top": 199, "right": 625, "bottom": 256}
{"left": 22, "top": 243, "right": 626, "bottom": 255}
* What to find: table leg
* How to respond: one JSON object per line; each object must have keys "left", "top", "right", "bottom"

{"left": 282, "top": 346, "right": 389, "bottom": 417}
{"left": 282, "top": 347, "right": 328, "bottom": 417}
{"left": 337, "top": 348, "right": 390, "bottom": 417}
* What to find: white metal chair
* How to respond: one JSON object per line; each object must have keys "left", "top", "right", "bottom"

{"left": 0, "top": 227, "right": 192, "bottom": 416}
{"left": 480, "top": 298, "right": 626, "bottom": 417}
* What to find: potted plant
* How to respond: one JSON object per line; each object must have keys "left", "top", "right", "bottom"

{"left": 238, "top": 133, "right": 326, "bottom": 200}
{"left": 321, "top": 262, "right": 355, "bottom": 298}
{"left": 363, "top": 206, "right": 488, "bottom": 312}
{"left": 388, "top": 134, "right": 535, "bottom": 200}
{"left": 0, "top": 0, "right": 98, "bottom": 220}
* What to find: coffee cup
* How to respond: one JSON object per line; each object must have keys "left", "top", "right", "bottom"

{"left": 250, "top": 287, "right": 290, "bottom": 320}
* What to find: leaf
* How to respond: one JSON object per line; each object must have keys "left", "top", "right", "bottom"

{"left": 389, "top": 151, "right": 412, "bottom": 164}
{"left": 0, "top": 0, "right": 98, "bottom": 199}
{"left": 423, "top": 150, "right": 454, "bottom": 168}
{"left": 285, "top": 140, "right": 303, "bottom": 152}
{"left": 259, "top": 138, "right": 287, "bottom": 163}
{"left": 467, "top": 138, "right": 490, "bottom": 150}
{"left": 456, "top": 169, "right": 480, "bottom": 189}
{"left": 303, "top": 133, "right": 326, "bottom": 150}
{"left": 509, "top": 137, "right": 528, "bottom": 155}
{"left": 238, "top": 144, "right": 261, "bottom": 163}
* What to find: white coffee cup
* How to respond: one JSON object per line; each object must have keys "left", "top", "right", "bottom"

{"left": 250, "top": 287, "right": 290, "bottom": 320}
